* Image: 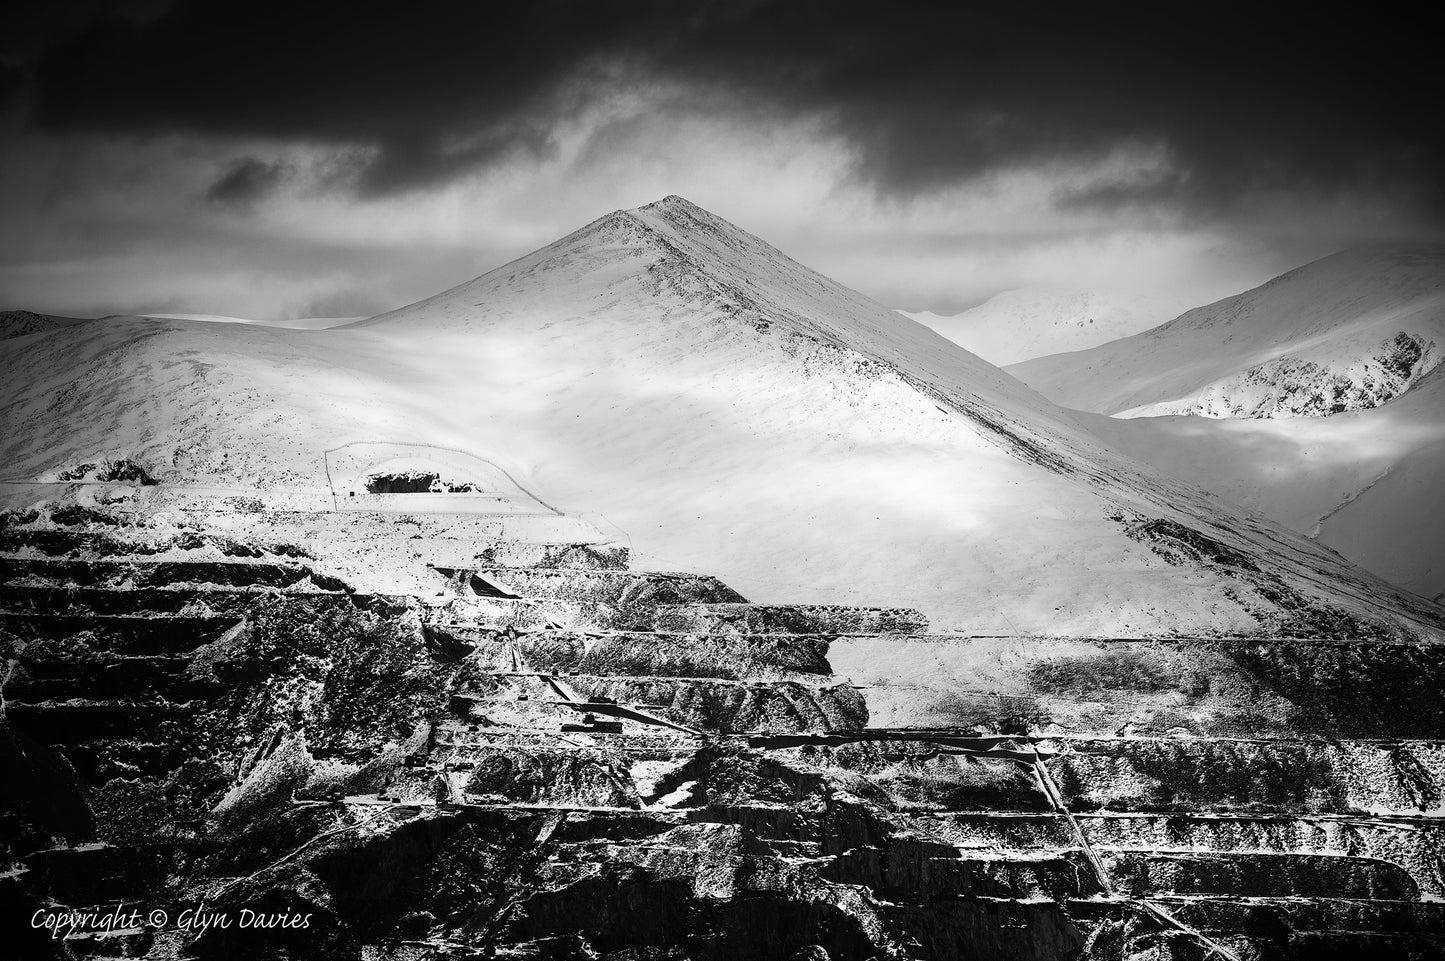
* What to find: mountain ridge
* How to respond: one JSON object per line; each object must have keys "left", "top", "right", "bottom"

{"left": 1009, "top": 243, "right": 1445, "bottom": 418}
{"left": 2, "top": 196, "right": 1441, "bottom": 637}
{"left": 1024, "top": 242, "right": 1445, "bottom": 599}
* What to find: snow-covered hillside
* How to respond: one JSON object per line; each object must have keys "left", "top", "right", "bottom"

{"left": 1086, "top": 364, "right": 1445, "bottom": 603}
{"left": 901, "top": 288, "right": 1185, "bottom": 366}
{"left": 2, "top": 198, "right": 1440, "bottom": 637}
{"left": 1010, "top": 246, "right": 1445, "bottom": 418}
{"left": 995, "top": 245, "right": 1445, "bottom": 599}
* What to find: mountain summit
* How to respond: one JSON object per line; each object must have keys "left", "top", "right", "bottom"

{"left": 2, "top": 198, "right": 1440, "bottom": 637}
{"left": 357, "top": 194, "right": 1044, "bottom": 416}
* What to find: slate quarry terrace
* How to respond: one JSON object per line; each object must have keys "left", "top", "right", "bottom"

{"left": 3, "top": 498, "right": 1445, "bottom": 960}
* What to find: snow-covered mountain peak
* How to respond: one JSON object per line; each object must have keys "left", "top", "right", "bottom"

{"left": 7, "top": 200, "right": 1440, "bottom": 637}
{"left": 358, "top": 196, "right": 1051, "bottom": 418}
{"left": 1011, "top": 243, "right": 1445, "bottom": 418}
{"left": 901, "top": 288, "right": 1188, "bottom": 366}
{"left": 636, "top": 193, "right": 720, "bottom": 223}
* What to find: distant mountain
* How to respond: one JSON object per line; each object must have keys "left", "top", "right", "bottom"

{"left": 1012, "top": 245, "right": 1445, "bottom": 600}
{"left": 1086, "top": 358, "right": 1445, "bottom": 603}
{"left": 1010, "top": 245, "right": 1445, "bottom": 418}
{"left": 2, "top": 197, "right": 1439, "bottom": 637}
{"left": 142, "top": 312, "right": 361, "bottom": 329}
{"left": 901, "top": 288, "right": 1186, "bottom": 365}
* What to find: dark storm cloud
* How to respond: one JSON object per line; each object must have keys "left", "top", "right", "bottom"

{"left": 15, "top": 0, "right": 672, "bottom": 194}
{"left": 205, "top": 156, "right": 289, "bottom": 206}
{"left": 0, "top": 0, "right": 171, "bottom": 63}
{"left": 0, "top": 61, "right": 23, "bottom": 114}
{"left": 652, "top": 3, "right": 1442, "bottom": 219}
{"left": 8, "top": 0, "right": 1442, "bottom": 218}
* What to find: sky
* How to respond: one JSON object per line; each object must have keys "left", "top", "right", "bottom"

{"left": 1, "top": 1, "right": 1441, "bottom": 321}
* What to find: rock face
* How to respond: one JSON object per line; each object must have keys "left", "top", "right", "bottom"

{"left": 1122, "top": 331, "right": 1437, "bottom": 418}
{"left": 5, "top": 499, "right": 1445, "bottom": 960}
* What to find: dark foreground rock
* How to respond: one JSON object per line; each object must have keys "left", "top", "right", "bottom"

{"left": 4, "top": 510, "right": 1445, "bottom": 959}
